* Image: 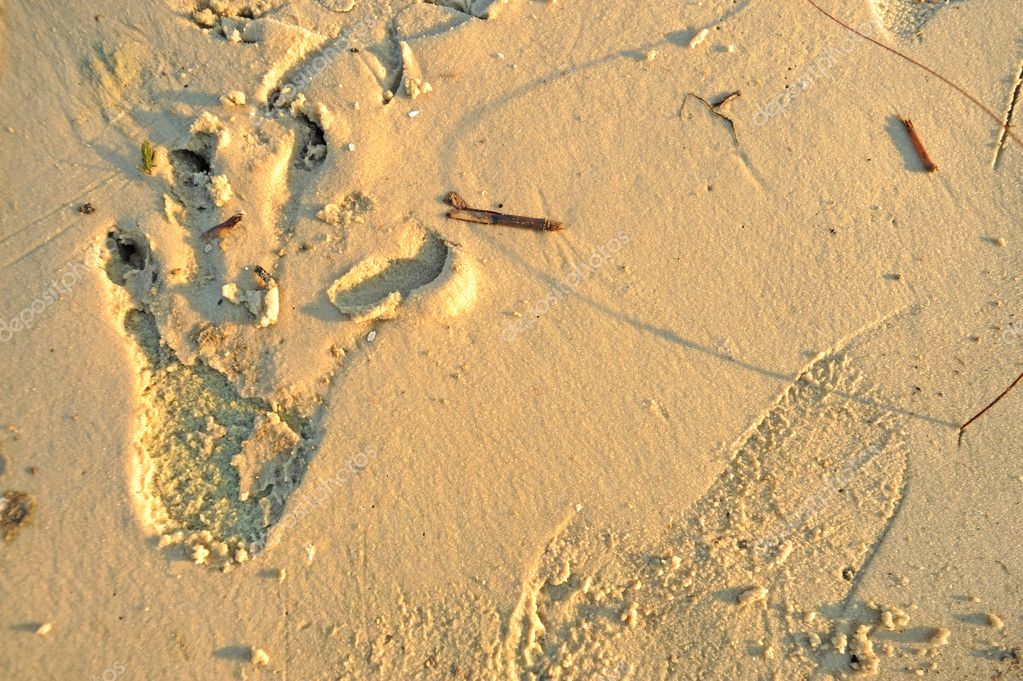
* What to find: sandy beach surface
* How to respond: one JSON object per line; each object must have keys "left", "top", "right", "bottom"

{"left": 1, "top": 0, "right": 1022, "bottom": 678}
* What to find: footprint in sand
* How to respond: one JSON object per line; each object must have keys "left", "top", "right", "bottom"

{"left": 870, "top": 0, "right": 971, "bottom": 37}
{"left": 99, "top": 1, "right": 487, "bottom": 569}
{"left": 498, "top": 353, "right": 917, "bottom": 679}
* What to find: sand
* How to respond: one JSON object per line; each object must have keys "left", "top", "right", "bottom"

{"left": 1, "top": 0, "right": 1022, "bottom": 678}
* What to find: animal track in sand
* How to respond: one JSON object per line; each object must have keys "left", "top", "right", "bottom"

{"left": 499, "top": 354, "right": 915, "bottom": 679}
{"left": 328, "top": 227, "right": 477, "bottom": 322}
{"left": 103, "top": 229, "right": 314, "bottom": 568}
{"left": 99, "top": 5, "right": 483, "bottom": 566}
{"left": 870, "top": 0, "right": 970, "bottom": 37}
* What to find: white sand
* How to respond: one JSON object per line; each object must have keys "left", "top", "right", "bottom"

{"left": 1, "top": 0, "right": 1022, "bottom": 678}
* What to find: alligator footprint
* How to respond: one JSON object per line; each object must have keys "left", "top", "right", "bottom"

{"left": 99, "top": 3, "right": 486, "bottom": 568}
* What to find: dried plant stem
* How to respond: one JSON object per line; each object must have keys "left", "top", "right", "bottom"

{"left": 899, "top": 116, "right": 938, "bottom": 172}
{"left": 445, "top": 192, "right": 564, "bottom": 232}
{"left": 959, "top": 369, "right": 1023, "bottom": 446}
{"left": 803, "top": 0, "right": 1022, "bottom": 152}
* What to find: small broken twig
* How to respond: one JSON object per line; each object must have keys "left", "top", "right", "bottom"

{"left": 958, "top": 368, "right": 1023, "bottom": 446}
{"left": 899, "top": 116, "right": 938, "bottom": 173}
{"left": 202, "top": 213, "right": 244, "bottom": 241}
{"left": 711, "top": 90, "right": 742, "bottom": 110}
{"left": 445, "top": 192, "right": 564, "bottom": 232}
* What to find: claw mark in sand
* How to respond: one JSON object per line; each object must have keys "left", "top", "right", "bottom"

{"left": 102, "top": 231, "right": 314, "bottom": 569}
{"left": 994, "top": 57, "right": 1023, "bottom": 170}
{"left": 328, "top": 226, "right": 478, "bottom": 323}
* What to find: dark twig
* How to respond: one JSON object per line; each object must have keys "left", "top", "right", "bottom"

{"left": 959, "top": 369, "right": 1023, "bottom": 446}
{"left": 803, "top": 0, "right": 1022, "bottom": 152}
{"left": 445, "top": 192, "right": 564, "bottom": 232}
{"left": 899, "top": 117, "right": 938, "bottom": 173}
{"left": 711, "top": 90, "right": 742, "bottom": 109}
{"left": 202, "top": 213, "right": 243, "bottom": 241}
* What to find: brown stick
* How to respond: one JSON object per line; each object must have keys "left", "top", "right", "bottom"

{"left": 958, "top": 369, "right": 1023, "bottom": 447}
{"left": 202, "top": 213, "right": 243, "bottom": 240}
{"left": 803, "top": 0, "right": 1021, "bottom": 152}
{"left": 445, "top": 192, "right": 564, "bottom": 232}
{"left": 899, "top": 117, "right": 938, "bottom": 173}
{"left": 711, "top": 90, "right": 741, "bottom": 109}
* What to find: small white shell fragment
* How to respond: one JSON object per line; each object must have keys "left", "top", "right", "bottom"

{"left": 367, "top": 331, "right": 377, "bottom": 342}
{"left": 251, "top": 648, "right": 270, "bottom": 666}
{"left": 35, "top": 623, "right": 53, "bottom": 636}
{"left": 408, "top": 110, "right": 420, "bottom": 118}
{"left": 305, "top": 544, "right": 316, "bottom": 564}
{"left": 259, "top": 285, "right": 279, "bottom": 328}
{"left": 644, "top": 49, "right": 658, "bottom": 61}
{"left": 346, "top": 143, "right": 356, "bottom": 152}
{"left": 689, "top": 28, "right": 710, "bottom": 48}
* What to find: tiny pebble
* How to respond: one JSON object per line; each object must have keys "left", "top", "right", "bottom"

{"left": 35, "top": 623, "right": 53, "bottom": 636}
